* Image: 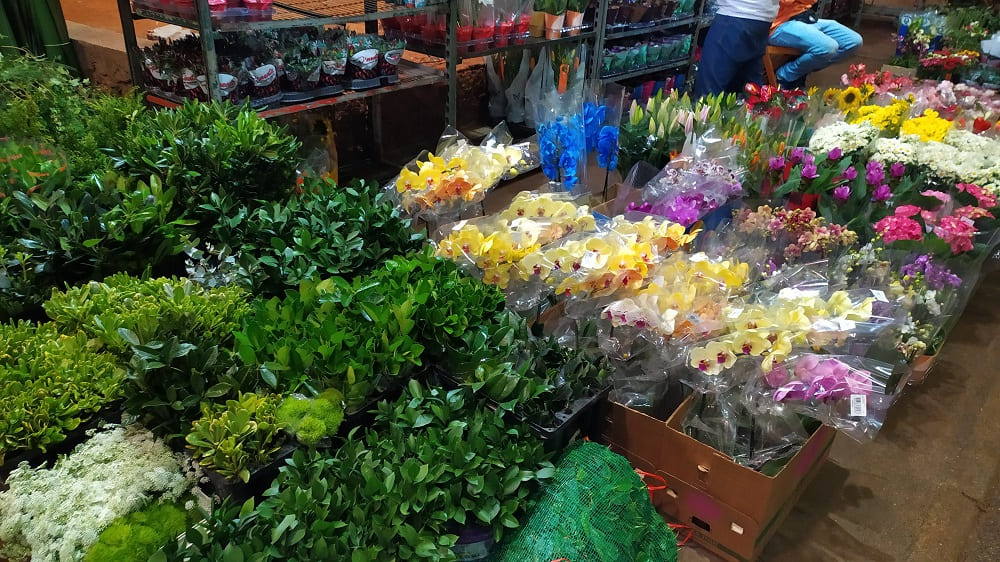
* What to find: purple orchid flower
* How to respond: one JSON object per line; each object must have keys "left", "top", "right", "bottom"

{"left": 890, "top": 162, "right": 906, "bottom": 178}
{"left": 789, "top": 147, "right": 806, "bottom": 165}
{"left": 833, "top": 185, "right": 851, "bottom": 203}
{"left": 827, "top": 147, "right": 843, "bottom": 160}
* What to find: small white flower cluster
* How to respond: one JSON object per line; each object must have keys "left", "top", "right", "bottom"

{"left": 808, "top": 121, "right": 880, "bottom": 155}
{"left": 0, "top": 424, "right": 199, "bottom": 562}
{"left": 871, "top": 137, "right": 920, "bottom": 164}
{"left": 872, "top": 128, "right": 1000, "bottom": 195}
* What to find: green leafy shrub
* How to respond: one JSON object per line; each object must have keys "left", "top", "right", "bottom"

{"left": 200, "top": 177, "right": 423, "bottom": 295}
{"left": 83, "top": 501, "right": 189, "bottom": 562}
{"left": 112, "top": 101, "right": 301, "bottom": 230}
{"left": 186, "top": 393, "right": 283, "bottom": 483}
{"left": 0, "top": 51, "right": 144, "bottom": 177}
{"left": 0, "top": 322, "right": 124, "bottom": 464}
{"left": 166, "top": 382, "right": 553, "bottom": 560}
{"left": 45, "top": 274, "right": 251, "bottom": 356}
{"left": 234, "top": 276, "right": 425, "bottom": 409}
{"left": 0, "top": 146, "right": 197, "bottom": 320}
{"left": 126, "top": 338, "right": 256, "bottom": 441}
{"left": 275, "top": 389, "right": 345, "bottom": 446}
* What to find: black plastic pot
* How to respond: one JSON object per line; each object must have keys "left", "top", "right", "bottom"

{"left": 427, "top": 365, "right": 610, "bottom": 453}
{"left": 198, "top": 443, "right": 296, "bottom": 504}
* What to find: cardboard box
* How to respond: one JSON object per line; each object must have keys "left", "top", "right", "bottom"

{"left": 593, "top": 398, "right": 835, "bottom": 561}
{"left": 881, "top": 64, "right": 917, "bottom": 78}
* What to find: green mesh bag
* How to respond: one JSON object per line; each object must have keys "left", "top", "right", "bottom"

{"left": 491, "top": 441, "right": 678, "bottom": 562}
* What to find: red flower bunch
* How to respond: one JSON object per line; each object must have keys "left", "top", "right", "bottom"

{"left": 841, "top": 63, "right": 912, "bottom": 94}
{"left": 744, "top": 83, "right": 807, "bottom": 116}
{"left": 919, "top": 50, "right": 979, "bottom": 71}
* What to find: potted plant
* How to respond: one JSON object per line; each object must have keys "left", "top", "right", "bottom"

{"left": 564, "top": 0, "right": 587, "bottom": 34}
{"left": 535, "top": 0, "right": 567, "bottom": 39}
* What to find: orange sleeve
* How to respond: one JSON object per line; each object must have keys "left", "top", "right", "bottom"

{"left": 771, "top": 0, "right": 817, "bottom": 34}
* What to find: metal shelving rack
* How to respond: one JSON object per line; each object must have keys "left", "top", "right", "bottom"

{"left": 116, "top": 0, "right": 451, "bottom": 118}
{"left": 591, "top": 0, "right": 710, "bottom": 89}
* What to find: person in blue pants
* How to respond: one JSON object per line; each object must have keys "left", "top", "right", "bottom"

{"left": 768, "top": 0, "right": 863, "bottom": 89}
{"left": 694, "top": 0, "right": 780, "bottom": 98}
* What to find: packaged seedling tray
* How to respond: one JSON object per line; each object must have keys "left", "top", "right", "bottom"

{"left": 346, "top": 34, "right": 383, "bottom": 89}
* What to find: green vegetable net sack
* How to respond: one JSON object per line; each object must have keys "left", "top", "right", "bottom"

{"left": 491, "top": 441, "right": 677, "bottom": 562}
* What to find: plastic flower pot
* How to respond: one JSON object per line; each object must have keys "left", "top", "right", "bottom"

{"left": 452, "top": 526, "right": 495, "bottom": 561}
{"left": 544, "top": 12, "right": 565, "bottom": 39}
{"left": 495, "top": 20, "right": 514, "bottom": 45}
{"left": 611, "top": 48, "right": 628, "bottom": 72}
{"left": 908, "top": 353, "right": 938, "bottom": 385}
{"left": 473, "top": 24, "right": 494, "bottom": 40}
{"left": 564, "top": 10, "right": 584, "bottom": 34}
{"left": 602, "top": 51, "right": 613, "bottom": 75}
{"left": 517, "top": 12, "right": 532, "bottom": 35}
{"left": 647, "top": 42, "right": 661, "bottom": 63}
{"left": 457, "top": 25, "right": 474, "bottom": 42}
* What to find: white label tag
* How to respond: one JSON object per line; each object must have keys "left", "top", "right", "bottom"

{"left": 250, "top": 64, "right": 277, "bottom": 87}
{"left": 350, "top": 48, "right": 379, "bottom": 70}
{"left": 384, "top": 48, "right": 404, "bottom": 66}
{"left": 871, "top": 290, "right": 888, "bottom": 302}
{"left": 850, "top": 394, "right": 867, "bottom": 417}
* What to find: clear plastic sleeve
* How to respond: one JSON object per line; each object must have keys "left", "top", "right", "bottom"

{"left": 756, "top": 353, "right": 907, "bottom": 442}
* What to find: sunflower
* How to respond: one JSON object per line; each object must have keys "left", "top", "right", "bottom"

{"left": 837, "top": 87, "right": 863, "bottom": 113}
{"left": 822, "top": 87, "right": 840, "bottom": 106}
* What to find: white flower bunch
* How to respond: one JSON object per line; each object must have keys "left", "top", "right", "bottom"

{"left": 0, "top": 425, "right": 199, "bottom": 562}
{"left": 871, "top": 137, "right": 919, "bottom": 164}
{"left": 808, "top": 121, "right": 880, "bottom": 155}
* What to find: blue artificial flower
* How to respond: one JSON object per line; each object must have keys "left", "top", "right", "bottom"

{"left": 538, "top": 121, "right": 561, "bottom": 181}
{"left": 596, "top": 125, "right": 619, "bottom": 170}
{"left": 583, "top": 102, "right": 607, "bottom": 153}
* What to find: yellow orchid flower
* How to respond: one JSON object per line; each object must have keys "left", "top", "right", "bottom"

{"left": 690, "top": 340, "right": 737, "bottom": 375}
{"left": 732, "top": 330, "right": 771, "bottom": 357}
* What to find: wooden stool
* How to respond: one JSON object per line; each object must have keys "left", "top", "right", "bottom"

{"left": 762, "top": 45, "right": 803, "bottom": 87}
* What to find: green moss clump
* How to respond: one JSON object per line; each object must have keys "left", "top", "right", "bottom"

{"left": 276, "top": 390, "right": 346, "bottom": 446}
{"left": 83, "top": 501, "right": 188, "bottom": 562}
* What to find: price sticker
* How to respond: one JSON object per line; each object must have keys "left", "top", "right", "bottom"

{"left": 850, "top": 394, "right": 867, "bottom": 417}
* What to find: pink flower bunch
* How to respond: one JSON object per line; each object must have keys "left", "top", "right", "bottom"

{"left": 769, "top": 355, "right": 873, "bottom": 403}
{"left": 958, "top": 183, "right": 998, "bottom": 209}
{"left": 874, "top": 214, "right": 924, "bottom": 244}
{"left": 933, "top": 215, "right": 977, "bottom": 253}
{"left": 841, "top": 63, "right": 913, "bottom": 95}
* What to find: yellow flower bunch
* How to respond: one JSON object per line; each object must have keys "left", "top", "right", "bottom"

{"left": 609, "top": 216, "right": 700, "bottom": 254}
{"left": 900, "top": 109, "right": 953, "bottom": 143}
{"left": 602, "top": 252, "right": 750, "bottom": 338}
{"left": 688, "top": 289, "right": 875, "bottom": 374}
{"left": 518, "top": 232, "right": 654, "bottom": 297}
{"left": 850, "top": 99, "right": 911, "bottom": 134}
{"left": 395, "top": 154, "right": 485, "bottom": 213}
{"left": 497, "top": 192, "right": 596, "bottom": 231}
{"left": 435, "top": 192, "right": 597, "bottom": 289}
{"left": 834, "top": 86, "right": 873, "bottom": 113}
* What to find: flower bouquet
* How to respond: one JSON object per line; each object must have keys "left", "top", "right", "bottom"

{"left": 601, "top": 251, "right": 749, "bottom": 342}
{"left": 631, "top": 151, "right": 744, "bottom": 228}
{"left": 758, "top": 353, "right": 903, "bottom": 442}
{"left": 731, "top": 205, "right": 858, "bottom": 273}
{"left": 434, "top": 191, "right": 597, "bottom": 289}
{"left": 516, "top": 214, "right": 697, "bottom": 298}
{"left": 918, "top": 49, "right": 981, "bottom": 81}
